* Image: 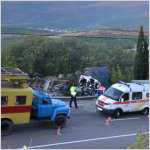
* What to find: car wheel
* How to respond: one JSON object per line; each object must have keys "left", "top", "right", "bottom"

{"left": 1, "top": 120, "right": 14, "bottom": 136}
{"left": 142, "top": 108, "right": 149, "bottom": 115}
{"left": 114, "top": 109, "right": 122, "bottom": 118}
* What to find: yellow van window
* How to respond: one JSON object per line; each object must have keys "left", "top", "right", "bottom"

{"left": 1, "top": 96, "right": 8, "bottom": 106}
{"left": 16, "top": 96, "right": 26, "bottom": 105}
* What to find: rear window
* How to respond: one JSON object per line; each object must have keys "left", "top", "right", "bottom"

{"left": 1, "top": 96, "right": 8, "bottom": 106}
{"left": 132, "top": 92, "right": 142, "bottom": 100}
{"left": 16, "top": 96, "right": 26, "bottom": 105}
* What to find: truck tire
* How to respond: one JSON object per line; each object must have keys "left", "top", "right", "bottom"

{"left": 55, "top": 115, "right": 67, "bottom": 128}
{"left": 1, "top": 120, "right": 14, "bottom": 136}
{"left": 142, "top": 108, "right": 149, "bottom": 115}
{"left": 113, "top": 109, "right": 122, "bottom": 118}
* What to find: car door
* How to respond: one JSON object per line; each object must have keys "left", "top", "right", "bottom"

{"left": 121, "top": 93, "right": 130, "bottom": 112}
{"left": 38, "top": 98, "right": 53, "bottom": 118}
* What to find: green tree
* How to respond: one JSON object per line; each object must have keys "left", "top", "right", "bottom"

{"left": 134, "top": 26, "right": 149, "bottom": 79}
{"left": 2, "top": 35, "right": 136, "bottom": 79}
{"left": 111, "top": 65, "right": 125, "bottom": 83}
{"left": 3, "top": 36, "right": 90, "bottom": 76}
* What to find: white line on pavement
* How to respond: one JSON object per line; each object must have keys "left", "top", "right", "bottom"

{"left": 28, "top": 132, "right": 149, "bottom": 149}
{"left": 112, "top": 117, "right": 140, "bottom": 121}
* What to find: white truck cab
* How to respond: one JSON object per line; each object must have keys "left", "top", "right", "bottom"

{"left": 96, "top": 81, "right": 149, "bottom": 118}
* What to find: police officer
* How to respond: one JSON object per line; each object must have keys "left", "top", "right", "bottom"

{"left": 69, "top": 83, "right": 78, "bottom": 108}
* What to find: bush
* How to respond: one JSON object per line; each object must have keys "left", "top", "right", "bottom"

{"left": 111, "top": 65, "right": 133, "bottom": 83}
{"left": 128, "top": 132, "right": 149, "bottom": 149}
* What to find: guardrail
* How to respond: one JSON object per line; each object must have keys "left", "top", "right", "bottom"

{"left": 52, "top": 96, "right": 97, "bottom": 101}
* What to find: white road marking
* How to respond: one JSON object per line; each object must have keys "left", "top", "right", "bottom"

{"left": 112, "top": 117, "right": 140, "bottom": 121}
{"left": 28, "top": 132, "right": 149, "bottom": 149}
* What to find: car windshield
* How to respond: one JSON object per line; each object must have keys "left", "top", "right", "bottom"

{"left": 103, "top": 87, "right": 123, "bottom": 101}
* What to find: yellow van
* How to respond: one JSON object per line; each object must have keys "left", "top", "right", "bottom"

{"left": 1, "top": 67, "right": 33, "bottom": 135}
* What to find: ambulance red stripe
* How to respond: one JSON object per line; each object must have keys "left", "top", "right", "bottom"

{"left": 1, "top": 105, "right": 32, "bottom": 114}
{"left": 113, "top": 101, "right": 129, "bottom": 104}
{"left": 113, "top": 99, "right": 148, "bottom": 105}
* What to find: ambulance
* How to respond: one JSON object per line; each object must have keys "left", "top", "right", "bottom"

{"left": 96, "top": 81, "right": 149, "bottom": 118}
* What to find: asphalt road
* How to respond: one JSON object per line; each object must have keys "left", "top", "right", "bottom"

{"left": 1, "top": 99, "right": 149, "bottom": 149}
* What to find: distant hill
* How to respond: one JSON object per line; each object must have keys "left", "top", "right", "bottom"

{"left": 2, "top": 1, "right": 149, "bottom": 31}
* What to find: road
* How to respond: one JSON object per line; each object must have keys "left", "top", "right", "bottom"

{"left": 1, "top": 99, "right": 149, "bottom": 149}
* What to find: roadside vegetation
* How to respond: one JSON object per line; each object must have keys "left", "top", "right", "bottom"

{"left": 2, "top": 36, "right": 135, "bottom": 82}
{"left": 128, "top": 132, "right": 149, "bottom": 149}
{"left": 2, "top": 26, "right": 148, "bottom": 82}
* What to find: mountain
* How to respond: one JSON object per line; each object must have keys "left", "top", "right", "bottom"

{"left": 1, "top": 1, "right": 149, "bottom": 31}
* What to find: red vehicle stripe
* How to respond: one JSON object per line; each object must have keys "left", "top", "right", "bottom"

{"left": 113, "top": 101, "right": 129, "bottom": 104}
{"left": 1, "top": 105, "right": 32, "bottom": 114}
{"left": 113, "top": 99, "right": 148, "bottom": 105}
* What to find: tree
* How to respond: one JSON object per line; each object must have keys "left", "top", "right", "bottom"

{"left": 111, "top": 65, "right": 125, "bottom": 83}
{"left": 134, "top": 26, "right": 149, "bottom": 79}
{"left": 2, "top": 35, "right": 136, "bottom": 79}
{"left": 3, "top": 36, "right": 90, "bottom": 76}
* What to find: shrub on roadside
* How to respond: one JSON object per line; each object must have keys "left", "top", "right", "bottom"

{"left": 128, "top": 132, "right": 149, "bottom": 149}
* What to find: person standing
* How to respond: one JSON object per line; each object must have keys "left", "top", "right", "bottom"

{"left": 69, "top": 83, "right": 78, "bottom": 108}
{"left": 99, "top": 84, "right": 106, "bottom": 95}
